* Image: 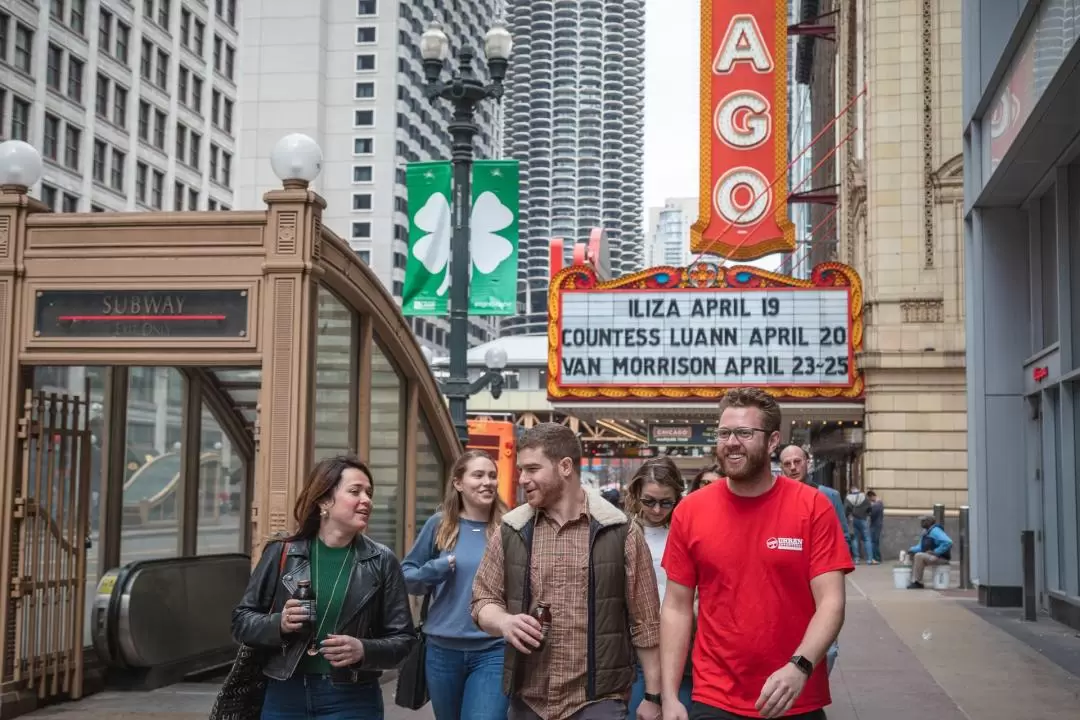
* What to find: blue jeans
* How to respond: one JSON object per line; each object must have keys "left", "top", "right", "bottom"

{"left": 849, "top": 517, "right": 874, "bottom": 562}
{"left": 627, "top": 663, "right": 693, "bottom": 717}
{"left": 870, "top": 524, "right": 883, "bottom": 562}
{"left": 826, "top": 640, "right": 838, "bottom": 675}
{"left": 262, "top": 674, "right": 383, "bottom": 719}
{"left": 425, "top": 641, "right": 509, "bottom": 720}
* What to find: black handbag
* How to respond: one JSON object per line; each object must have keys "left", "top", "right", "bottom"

{"left": 394, "top": 589, "right": 431, "bottom": 710}
{"left": 209, "top": 543, "right": 289, "bottom": 720}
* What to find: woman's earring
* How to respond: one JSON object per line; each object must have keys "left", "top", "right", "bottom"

{"left": 320, "top": 506, "right": 330, "bottom": 518}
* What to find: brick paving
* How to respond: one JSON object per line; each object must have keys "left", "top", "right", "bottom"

{"left": 18, "top": 566, "right": 1080, "bottom": 719}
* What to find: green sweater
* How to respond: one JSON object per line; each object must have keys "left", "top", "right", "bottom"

{"left": 298, "top": 539, "right": 354, "bottom": 675}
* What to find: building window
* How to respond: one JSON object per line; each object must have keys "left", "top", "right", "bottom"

{"left": 355, "top": 54, "right": 375, "bottom": 72}
{"left": 174, "top": 181, "right": 185, "bottom": 211}
{"left": 70, "top": 0, "right": 86, "bottom": 34}
{"left": 178, "top": 66, "right": 189, "bottom": 104}
{"left": 99, "top": 9, "right": 113, "bottom": 56}
{"left": 138, "top": 100, "right": 151, "bottom": 140}
{"left": 357, "top": 250, "right": 370, "bottom": 264}
{"left": 221, "top": 151, "right": 232, "bottom": 187}
{"left": 67, "top": 56, "right": 84, "bottom": 102}
{"left": 10, "top": 97, "right": 30, "bottom": 141}
{"left": 95, "top": 73, "right": 110, "bottom": 118}
{"left": 136, "top": 161, "right": 148, "bottom": 203}
{"left": 40, "top": 184, "right": 58, "bottom": 210}
{"left": 113, "top": 85, "right": 128, "bottom": 126}
{"left": 188, "top": 187, "right": 199, "bottom": 210}
{"left": 43, "top": 114, "right": 61, "bottom": 160}
{"left": 157, "top": 0, "right": 170, "bottom": 29}
{"left": 110, "top": 148, "right": 125, "bottom": 191}
{"left": 47, "top": 45, "right": 64, "bottom": 91}
{"left": 353, "top": 137, "right": 373, "bottom": 155}
{"left": 353, "top": 166, "right": 373, "bottom": 183}
{"left": 115, "top": 22, "right": 130, "bottom": 63}
{"left": 175, "top": 124, "right": 187, "bottom": 159}
{"left": 191, "top": 75, "right": 203, "bottom": 112}
{"left": 153, "top": 110, "right": 167, "bottom": 149}
{"left": 156, "top": 49, "right": 170, "bottom": 87}
{"left": 189, "top": 131, "right": 201, "bottom": 168}
{"left": 92, "top": 139, "right": 107, "bottom": 183}
{"left": 61, "top": 193, "right": 78, "bottom": 212}
{"left": 356, "top": 27, "right": 376, "bottom": 44}
{"left": 352, "top": 222, "right": 372, "bottom": 239}
{"left": 356, "top": 0, "right": 376, "bottom": 15}
{"left": 14, "top": 23, "right": 33, "bottom": 73}
{"left": 354, "top": 109, "right": 374, "bottom": 127}
{"left": 50, "top": 1, "right": 65, "bottom": 23}
{"left": 140, "top": 39, "right": 154, "bottom": 80}
{"left": 352, "top": 193, "right": 372, "bottom": 210}
{"left": 64, "top": 125, "right": 81, "bottom": 170}
{"left": 355, "top": 81, "right": 375, "bottom": 99}
{"left": 151, "top": 170, "right": 164, "bottom": 209}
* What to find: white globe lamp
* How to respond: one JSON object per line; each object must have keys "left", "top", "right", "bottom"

{"left": 270, "top": 133, "right": 323, "bottom": 188}
{"left": 484, "top": 345, "right": 508, "bottom": 371}
{"left": 0, "top": 140, "right": 44, "bottom": 192}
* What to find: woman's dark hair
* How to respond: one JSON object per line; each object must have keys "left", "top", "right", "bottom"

{"left": 286, "top": 454, "right": 374, "bottom": 541}
{"left": 689, "top": 463, "right": 723, "bottom": 493}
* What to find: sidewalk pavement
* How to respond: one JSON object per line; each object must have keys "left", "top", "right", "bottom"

{"left": 20, "top": 566, "right": 1080, "bottom": 719}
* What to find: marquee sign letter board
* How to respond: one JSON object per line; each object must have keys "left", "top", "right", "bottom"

{"left": 547, "top": 263, "right": 864, "bottom": 402}
{"left": 691, "top": 0, "right": 795, "bottom": 261}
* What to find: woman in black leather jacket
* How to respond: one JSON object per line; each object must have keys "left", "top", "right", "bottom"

{"left": 231, "top": 454, "right": 415, "bottom": 719}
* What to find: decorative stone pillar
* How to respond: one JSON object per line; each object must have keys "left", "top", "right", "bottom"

{"left": 0, "top": 188, "right": 47, "bottom": 683}
{"left": 253, "top": 186, "right": 326, "bottom": 544}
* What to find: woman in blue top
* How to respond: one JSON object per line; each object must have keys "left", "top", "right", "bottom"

{"left": 401, "top": 450, "right": 508, "bottom": 720}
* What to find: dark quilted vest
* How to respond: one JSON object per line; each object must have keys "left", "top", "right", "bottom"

{"left": 500, "top": 516, "right": 634, "bottom": 699}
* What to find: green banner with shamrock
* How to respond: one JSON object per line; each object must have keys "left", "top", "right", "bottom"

{"left": 403, "top": 160, "right": 519, "bottom": 316}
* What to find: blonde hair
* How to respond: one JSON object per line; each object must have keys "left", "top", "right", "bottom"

{"left": 434, "top": 450, "right": 508, "bottom": 551}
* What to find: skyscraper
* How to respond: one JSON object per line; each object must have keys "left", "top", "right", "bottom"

{"left": 500, "top": 0, "right": 646, "bottom": 337}
{"left": 0, "top": 0, "right": 239, "bottom": 214}
{"left": 235, "top": 0, "right": 503, "bottom": 355}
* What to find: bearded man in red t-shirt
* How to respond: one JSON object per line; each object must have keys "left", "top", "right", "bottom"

{"left": 659, "top": 388, "right": 853, "bottom": 720}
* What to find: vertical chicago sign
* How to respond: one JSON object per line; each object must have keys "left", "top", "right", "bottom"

{"left": 691, "top": 0, "right": 795, "bottom": 261}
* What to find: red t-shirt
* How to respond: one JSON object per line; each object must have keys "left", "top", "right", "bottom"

{"left": 662, "top": 475, "right": 854, "bottom": 716}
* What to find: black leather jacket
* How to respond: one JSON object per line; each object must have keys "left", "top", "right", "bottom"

{"left": 231, "top": 535, "right": 416, "bottom": 683}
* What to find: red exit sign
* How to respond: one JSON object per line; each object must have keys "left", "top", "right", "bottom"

{"left": 1033, "top": 367, "right": 1049, "bottom": 382}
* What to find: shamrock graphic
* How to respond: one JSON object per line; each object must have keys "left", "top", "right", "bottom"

{"left": 411, "top": 190, "right": 514, "bottom": 296}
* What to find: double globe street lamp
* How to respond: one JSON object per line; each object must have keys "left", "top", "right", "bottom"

{"left": 420, "top": 20, "right": 513, "bottom": 447}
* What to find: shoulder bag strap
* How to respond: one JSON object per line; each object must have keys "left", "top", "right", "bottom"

{"left": 419, "top": 530, "right": 437, "bottom": 625}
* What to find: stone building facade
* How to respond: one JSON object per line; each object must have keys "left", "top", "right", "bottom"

{"left": 808, "top": 0, "right": 968, "bottom": 536}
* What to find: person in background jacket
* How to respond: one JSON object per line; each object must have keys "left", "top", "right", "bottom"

{"left": 402, "top": 450, "right": 509, "bottom": 720}
{"left": 779, "top": 445, "right": 849, "bottom": 676}
{"left": 867, "top": 491, "right": 885, "bottom": 563}
{"left": 471, "top": 422, "right": 663, "bottom": 720}
{"left": 844, "top": 486, "right": 876, "bottom": 564}
{"left": 907, "top": 516, "right": 953, "bottom": 589}
{"left": 622, "top": 457, "right": 694, "bottom": 717}
{"left": 231, "top": 455, "right": 415, "bottom": 720}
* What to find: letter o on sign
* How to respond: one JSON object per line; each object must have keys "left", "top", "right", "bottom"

{"left": 713, "top": 168, "right": 771, "bottom": 226}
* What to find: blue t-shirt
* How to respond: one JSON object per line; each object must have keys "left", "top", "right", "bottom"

{"left": 401, "top": 513, "right": 503, "bottom": 651}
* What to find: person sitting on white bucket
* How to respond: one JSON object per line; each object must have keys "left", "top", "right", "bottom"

{"left": 907, "top": 516, "right": 953, "bottom": 589}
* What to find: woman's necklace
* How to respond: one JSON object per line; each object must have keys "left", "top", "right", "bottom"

{"left": 306, "top": 541, "right": 353, "bottom": 657}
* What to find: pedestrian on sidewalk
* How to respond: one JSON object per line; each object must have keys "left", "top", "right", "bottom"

{"left": 867, "top": 491, "right": 884, "bottom": 563}
{"left": 659, "top": 389, "right": 853, "bottom": 720}
{"left": 230, "top": 455, "right": 415, "bottom": 720}
{"left": 471, "top": 423, "right": 663, "bottom": 720}
{"left": 401, "top": 450, "right": 510, "bottom": 720}
{"left": 844, "top": 487, "right": 876, "bottom": 564}
{"left": 779, "top": 444, "right": 850, "bottom": 676}
{"left": 622, "top": 457, "right": 694, "bottom": 717}
{"left": 906, "top": 516, "right": 953, "bottom": 589}
{"left": 688, "top": 463, "right": 722, "bottom": 493}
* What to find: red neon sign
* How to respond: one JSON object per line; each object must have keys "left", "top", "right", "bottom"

{"left": 691, "top": 1, "right": 795, "bottom": 261}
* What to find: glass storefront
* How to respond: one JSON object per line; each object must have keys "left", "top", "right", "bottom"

{"left": 313, "top": 287, "right": 356, "bottom": 458}
{"left": 368, "top": 341, "right": 403, "bottom": 550}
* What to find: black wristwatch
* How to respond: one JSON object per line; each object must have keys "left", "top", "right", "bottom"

{"left": 643, "top": 692, "right": 662, "bottom": 706}
{"left": 789, "top": 655, "right": 814, "bottom": 676}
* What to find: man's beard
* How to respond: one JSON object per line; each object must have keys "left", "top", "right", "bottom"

{"left": 721, "top": 444, "right": 771, "bottom": 482}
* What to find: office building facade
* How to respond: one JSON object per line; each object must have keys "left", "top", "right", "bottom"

{"left": 235, "top": 0, "right": 502, "bottom": 355}
{"left": 964, "top": 0, "right": 1080, "bottom": 629}
{"left": 500, "top": 0, "right": 646, "bottom": 336}
{"left": 1, "top": 0, "right": 239, "bottom": 213}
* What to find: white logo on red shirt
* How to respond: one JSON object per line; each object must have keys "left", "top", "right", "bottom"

{"left": 766, "top": 536, "right": 804, "bottom": 551}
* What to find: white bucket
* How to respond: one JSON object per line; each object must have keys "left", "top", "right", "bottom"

{"left": 931, "top": 565, "right": 951, "bottom": 590}
{"left": 893, "top": 566, "right": 911, "bottom": 589}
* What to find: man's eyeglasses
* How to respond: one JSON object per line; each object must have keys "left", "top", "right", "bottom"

{"left": 716, "top": 427, "right": 767, "bottom": 442}
{"left": 640, "top": 498, "right": 676, "bottom": 509}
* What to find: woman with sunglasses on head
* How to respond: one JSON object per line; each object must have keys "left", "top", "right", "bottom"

{"left": 623, "top": 457, "right": 694, "bottom": 718}
{"left": 231, "top": 455, "right": 415, "bottom": 719}
{"left": 401, "top": 450, "right": 509, "bottom": 720}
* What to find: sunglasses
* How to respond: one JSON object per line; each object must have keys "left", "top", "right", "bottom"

{"left": 640, "top": 498, "right": 676, "bottom": 509}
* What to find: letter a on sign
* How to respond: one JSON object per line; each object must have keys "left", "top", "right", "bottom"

{"left": 692, "top": 1, "right": 794, "bottom": 261}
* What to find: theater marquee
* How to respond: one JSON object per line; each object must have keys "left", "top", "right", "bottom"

{"left": 690, "top": 0, "right": 795, "bottom": 261}
{"left": 547, "top": 263, "right": 864, "bottom": 402}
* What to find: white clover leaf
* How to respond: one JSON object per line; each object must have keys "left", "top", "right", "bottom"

{"left": 412, "top": 191, "right": 452, "bottom": 295}
{"left": 469, "top": 190, "right": 513, "bottom": 275}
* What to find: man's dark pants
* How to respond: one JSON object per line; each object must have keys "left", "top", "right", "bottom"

{"left": 690, "top": 702, "right": 827, "bottom": 719}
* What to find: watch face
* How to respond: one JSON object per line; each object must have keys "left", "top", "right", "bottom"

{"left": 791, "top": 655, "right": 813, "bottom": 675}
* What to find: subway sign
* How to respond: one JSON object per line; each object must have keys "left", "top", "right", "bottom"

{"left": 547, "top": 263, "right": 864, "bottom": 402}
{"left": 34, "top": 289, "right": 250, "bottom": 339}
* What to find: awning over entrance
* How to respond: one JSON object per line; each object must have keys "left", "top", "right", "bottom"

{"left": 552, "top": 401, "right": 865, "bottom": 424}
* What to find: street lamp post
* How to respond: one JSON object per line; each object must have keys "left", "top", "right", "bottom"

{"left": 420, "top": 20, "right": 513, "bottom": 448}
